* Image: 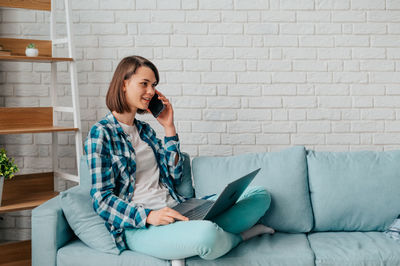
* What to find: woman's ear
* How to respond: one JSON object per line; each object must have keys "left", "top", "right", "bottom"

{"left": 122, "top": 80, "right": 128, "bottom": 92}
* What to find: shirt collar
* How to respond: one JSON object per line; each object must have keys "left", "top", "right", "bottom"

{"left": 134, "top": 119, "right": 144, "bottom": 135}
{"left": 106, "top": 112, "right": 126, "bottom": 136}
{"left": 106, "top": 111, "right": 144, "bottom": 136}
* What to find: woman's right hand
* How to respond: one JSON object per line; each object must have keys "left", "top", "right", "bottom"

{"left": 146, "top": 207, "right": 189, "bottom": 226}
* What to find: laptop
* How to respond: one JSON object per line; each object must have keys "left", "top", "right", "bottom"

{"left": 173, "top": 168, "right": 261, "bottom": 220}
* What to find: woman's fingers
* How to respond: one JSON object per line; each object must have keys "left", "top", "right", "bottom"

{"left": 166, "top": 208, "right": 189, "bottom": 221}
{"left": 155, "top": 89, "right": 165, "bottom": 98}
{"left": 161, "top": 216, "right": 175, "bottom": 225}
{"left": 158, "top": 95, "right": 169, "bottom": 105}
{"left": 154, "top": 90, "right": 170, "bottom": 105}
{"left": 147, "top": 207, "right": 188, "bottom": 226}
{"left": 160, "top": 208, "right": 189, "bottom": 223}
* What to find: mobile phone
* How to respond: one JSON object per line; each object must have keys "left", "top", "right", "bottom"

{"left": 148, "top": 93, "right": 165, "bottom": 118}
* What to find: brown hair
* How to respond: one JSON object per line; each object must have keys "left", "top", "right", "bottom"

{"left": 106, "top": 55, "right": 160, "bottom": 114}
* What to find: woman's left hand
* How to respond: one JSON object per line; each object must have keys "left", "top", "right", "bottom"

{"left": 152, "top": 90, "right": 176, "bottom": 136}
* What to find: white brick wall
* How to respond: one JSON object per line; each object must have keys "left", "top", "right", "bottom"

{"left": 1, "top": 0, "right": 400, "bottom": 241}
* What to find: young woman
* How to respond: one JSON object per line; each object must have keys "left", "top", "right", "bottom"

{"left": 84, "top": 55, "right": 274, "bottom": 260}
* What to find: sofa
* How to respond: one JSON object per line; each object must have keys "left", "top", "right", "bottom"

{"left": 32, "top": 146, "right": 400, "bottom": 266}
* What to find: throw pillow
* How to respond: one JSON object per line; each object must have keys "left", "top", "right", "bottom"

{"left": 59, "top": 186, "right": 120, "bottom": 255}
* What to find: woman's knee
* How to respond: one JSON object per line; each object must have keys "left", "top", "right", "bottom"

{"left": 191, "top": 221, "right": 220, "bottom": 252}
{"left": 192, "top": 221, "right": 239, "bottom": 260}
{"left": 241, "top": 186, "right": 271, "bottom": 211}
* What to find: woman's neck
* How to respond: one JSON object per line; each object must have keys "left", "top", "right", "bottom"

{"left": 112, "top": 110, "right": 136, "bottom": 125}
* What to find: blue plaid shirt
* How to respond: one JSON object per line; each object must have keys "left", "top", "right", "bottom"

{"left": 84, "top": 112, "right": 185, "bottom": 251}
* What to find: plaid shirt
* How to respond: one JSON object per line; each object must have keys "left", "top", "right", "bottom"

{"left": 84, "top": 112, "right": 185, "bottom": 251}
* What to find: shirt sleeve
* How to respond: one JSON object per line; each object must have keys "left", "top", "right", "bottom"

{"left": 84, "top": 125, "right": 151, "bottom": 230}
{"left": 145, "top": 123, "right": 184, "bottom": 185}
{"left": 163, "top": 134, "right": 184, "bottom": 185}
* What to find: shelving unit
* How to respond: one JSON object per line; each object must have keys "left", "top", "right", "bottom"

{"left": 0, "top": 0, "right": 82, "bottom": 265}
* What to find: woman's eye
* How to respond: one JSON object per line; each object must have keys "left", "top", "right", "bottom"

{"left": 142, "top": 82, "right": 147, "bottom": 86}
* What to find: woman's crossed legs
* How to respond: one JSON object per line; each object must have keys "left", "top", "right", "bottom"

{"left": 124, "top": 186, "right": 272, "bottom": 260}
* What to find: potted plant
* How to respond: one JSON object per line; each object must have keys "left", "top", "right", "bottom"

{"left": 25, "top": 43, "right": 39, "bottom": 57}
{"left": 0, "top": 148, "right": 19, "bottom": 206}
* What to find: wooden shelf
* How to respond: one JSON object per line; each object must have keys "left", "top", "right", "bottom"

{"left": 0, "top": 0, "right": 51, "bottom": 11}
{"left": 0, "top": 55, "right": 72, "bottom": 62}
{"left": 1, "top": 260, "right": 31, "bottom": 266}
{"left": 0, "top": 191, "right": 59, "bottom": 213}
{"left": 0, "top": 107, "right": 78, "bottom": 135}
{"left": 0, "top": 240, "right": 31, "bottom": 265}
{"left": 0, "top": 172, "right": 58, "bottom": 213}
{"left": 0, "top": 38, "right": 72, "bottom": 62}
{"left": 0, "top": 126, "right": 78, "bottom": 135}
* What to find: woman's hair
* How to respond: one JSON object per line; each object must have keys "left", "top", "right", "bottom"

{"left": 106, "top": 55, "right": 159, "bottom": 114}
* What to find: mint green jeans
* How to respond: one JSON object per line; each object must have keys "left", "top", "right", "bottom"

{"left": 124, "top": 186, "right": 271, "bottom": 260}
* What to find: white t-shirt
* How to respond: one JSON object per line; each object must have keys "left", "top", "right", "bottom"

{"left": 119, "top": 122, "right": 178, "bottom": 210}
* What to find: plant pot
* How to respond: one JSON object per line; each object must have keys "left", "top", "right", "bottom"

{"left": 0, "top": 176, "right": 4, "bottom": 206}
{"left": 25, "top": 48, "right": 39, "bottom": 57}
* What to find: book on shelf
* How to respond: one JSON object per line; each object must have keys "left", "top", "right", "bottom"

{"left": 0, "top": 45, "right": 12, "bottom": 56}
{"left": 0, "top": 50, "right": 11, "bottom": 56}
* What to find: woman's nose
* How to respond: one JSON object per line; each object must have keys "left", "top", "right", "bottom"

{"left": 147, "top": 85, "right": 155, "bottom": 95}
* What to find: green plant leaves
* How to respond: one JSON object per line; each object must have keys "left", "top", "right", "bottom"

{"left": 0, "top": 148, "right": 19, "bottom": 179}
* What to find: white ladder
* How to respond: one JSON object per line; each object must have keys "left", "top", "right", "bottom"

{"left": 49, "top": 0, "right": 82, "bottom": 183}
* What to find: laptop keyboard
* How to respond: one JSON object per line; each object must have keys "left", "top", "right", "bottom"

{"left": 184, "top": 201, "right": 214, "bottom": 220}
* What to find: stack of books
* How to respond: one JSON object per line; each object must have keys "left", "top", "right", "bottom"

{"left": 0, "top": 45, "right": 11, "bottom": 56}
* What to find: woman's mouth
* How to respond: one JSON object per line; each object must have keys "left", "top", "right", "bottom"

{"left": 142, "top": 97, "right": 151, "bottom": 107}
{"left": 142, "top": 97, "right": 151, "bottom": 103}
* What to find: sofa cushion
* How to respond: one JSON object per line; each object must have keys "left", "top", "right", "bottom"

{"left": 57, "top": 239, "right": 168, "bottom": 266}
{"left": 192, "top": 146, "right": 313, "bottom": 233}
{"left": 307, "top": 150, "right": 400, "bottom": 232}
{"left": 186, "top": 233, "right": 315, "bottom": 266}
{"left": 308, "top": 232, "right": 400, "bottom": 266}
{"left": 60, "top": 186, "right": 120, "bottom": 255}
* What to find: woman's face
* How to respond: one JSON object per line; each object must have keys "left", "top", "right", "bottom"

{"left": 123, "top": 66, "right": 157, "bottom": 113}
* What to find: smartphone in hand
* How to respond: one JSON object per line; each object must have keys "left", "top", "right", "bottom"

{"left": 148, "top": 93, "right": 165, "bottom": 118}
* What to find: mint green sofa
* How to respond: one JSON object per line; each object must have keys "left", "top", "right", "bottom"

{"left": 32, "top": 147, "right": 400, "bottom": 266}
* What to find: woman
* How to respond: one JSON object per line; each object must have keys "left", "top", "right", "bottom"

{"left": 84, "top": 55, "right": 274, "bottom": 260}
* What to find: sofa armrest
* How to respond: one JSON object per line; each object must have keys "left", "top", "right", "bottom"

{"left": 32, "top": 195, "right": 74, "bottom": 266}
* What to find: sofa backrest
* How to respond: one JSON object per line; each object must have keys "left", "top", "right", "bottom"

{"left": 192, "top": 146, "right": 314, "bottom": 233}
{"left": 79, "top": 155, "right": 91, "bottom": 192}
{"left": 307, "top": 150, "right": 400, "bottom": 232}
